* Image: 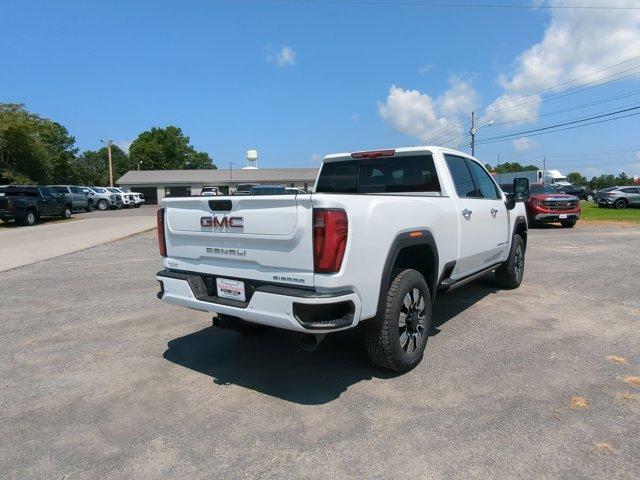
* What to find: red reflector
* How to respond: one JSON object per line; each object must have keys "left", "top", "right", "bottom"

{"left": 313, "top": 209, "right": 348, "bottom": 273}
{"left": 157, "top": 208, "right": 167, "bottom": 257}
{"left": 351, "top": 149, "right": 395, "bottom": 159}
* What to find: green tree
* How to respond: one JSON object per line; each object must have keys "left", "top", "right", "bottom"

{"left": 486, "top": 162, "right": 540, "bottom": 173}
{"left": 0, "top": 103, "right": 78, "bottom": 184}
{"left": 73, "top": 145, "right": 133, "bottom": 186}
{"left": 129, "top": 126, "right": 215, "bottom": 171}
{"left": 567, "top": 172, "right": 587, "bottom": 185}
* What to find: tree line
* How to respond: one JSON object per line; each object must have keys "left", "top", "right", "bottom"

{"left": 0, "top": 103, "right": 216, "bottom": 186}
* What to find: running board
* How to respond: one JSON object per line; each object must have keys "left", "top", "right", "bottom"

{"left": 438, "top": 263, "right": 502, "bottom": 293}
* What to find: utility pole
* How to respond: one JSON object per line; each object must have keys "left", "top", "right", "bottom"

{"left": 469, "top": 112, "right": 493, "bottom": 157}
{"left": 470, "top": 111, "right": 476, "bottom": 157}
{"left": 101, "top": 139, "right": 114, "bottom": 187}
{"left": 543, "top": 156, "right": 547, "bottom": 185}
{"left": 229, "top": 161, "right": 233, "bottom": 180}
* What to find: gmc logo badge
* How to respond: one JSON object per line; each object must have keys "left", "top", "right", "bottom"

{"left": 201, "top": 216, "right": 244, "bottom": 228}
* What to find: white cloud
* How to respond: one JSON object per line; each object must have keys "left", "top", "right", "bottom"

{"left": 486, "top": 93, "right": 542, "bottom": 124}
{"left": 488, "top": 0, "right": 640, "bottom": 123}
{"left": 266, "top": 46, "right": 296, "bottom": 67}
{"left": 378, "top": 78, "right": 476, "bottom": 144}
{"left": 513, "top": 137, "right": 536, "bottom": 151}
{"left": 418, "top": 65, "right": 432, "bottom": 75}
{"left": 636, "top": 151, "right": 640, "bottom": 160}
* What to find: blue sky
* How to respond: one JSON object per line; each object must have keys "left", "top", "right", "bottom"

{"left": 1, "top": 0, "right": 639, "bottom": 177}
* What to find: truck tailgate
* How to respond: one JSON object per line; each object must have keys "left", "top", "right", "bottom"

{"left": 163, "top": 195, "right": 315, "bottom": 287}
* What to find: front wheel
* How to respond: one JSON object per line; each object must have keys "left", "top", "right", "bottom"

{"left": 61, "top": 206, "right": 72, "bottom": 219}
{"left": 495, "top": 234, "right": 525, "bottom": 289}
{"left": 97, "top": 199, "right": 109, "bottom": 211}
{"left": 365, "top": 269, "right": 431, "bottom": 372}
{"left": 614, "top": 199, "right": 628, "bottom": 210}
{"left": 586, "top": 194, "right": 594, "bottom": 202}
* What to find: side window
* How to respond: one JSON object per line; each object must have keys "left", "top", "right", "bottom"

{"left": 71, "top": 186, "right": 83, "bottom": 194}
{"left": 39, "top": 187, "right": 52, "bottom": 198}
{"left": 466, "top": 159, "right": 500, "bottom": 199}
{"left": 444, "top": 155, "right": 477, "bottom": 198}
{"left": 52, "top": 186, "right": 67, "bottom": 194}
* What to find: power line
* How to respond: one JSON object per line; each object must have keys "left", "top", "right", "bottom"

{"left": 475, "top": 110, "right": 640, "bottom": 145}
{"left": 254, "top": 0, "right": 640, "bottom": 10}
{"left": 471, "top": 54, "right": 640, "bottom": 115}
{"left": 479, "top": 104, "right": 640, "bottom": 142}
{"left": 491, "top": 88, "right": 640, "bottom": 127}
{"left": 476, "top": 64, "right": 640, "bottom": 119}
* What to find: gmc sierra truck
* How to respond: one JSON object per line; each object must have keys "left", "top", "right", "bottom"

{"left": 156, "top": 147, "right": 530, "bottom": 372}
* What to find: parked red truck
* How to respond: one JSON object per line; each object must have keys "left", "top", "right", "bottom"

{"left": 502, "top": 183, "right": 580, "bottom": 228}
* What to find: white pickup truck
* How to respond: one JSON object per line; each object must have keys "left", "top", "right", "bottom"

{"left": 156, "top": 147, "right": 530, "bottom": 371}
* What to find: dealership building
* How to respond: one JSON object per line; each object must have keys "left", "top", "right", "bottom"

{"left": 116, "top": 167, "right": 320, "bottom": 205}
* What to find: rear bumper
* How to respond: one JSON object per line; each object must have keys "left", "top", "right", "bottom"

{"left": 156, "top": 270, "right": 362, "bottom": 333}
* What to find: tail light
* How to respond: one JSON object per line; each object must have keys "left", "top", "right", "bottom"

{"left": 313, "top": 209, "right": 348, "bottom": 273}
{"left": 157, "top": 208, "right": 167, "bottom": 257}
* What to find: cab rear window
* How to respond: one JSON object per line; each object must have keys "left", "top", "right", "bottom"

{"left": 316, "top": 154, "right": 441, "bottom": 194}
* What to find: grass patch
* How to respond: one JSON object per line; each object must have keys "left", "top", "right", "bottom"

{"left": 570, "top": 396, "right": 590, "bottom": 409}
{"left": 580, "top": 201, "right": 640, "bottom": 223}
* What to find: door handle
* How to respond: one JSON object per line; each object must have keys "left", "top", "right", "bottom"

{"left": 462, "top": 209, "right": 472, "bottom": 220}
{"left": 490, "top": 208, "right": 498, "bottom": 218}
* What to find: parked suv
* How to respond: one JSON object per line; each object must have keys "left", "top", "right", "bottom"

{"left": 554, "top": 184, "right": 595, "bottom": 202}
{"left": 0, "top": 185, "right": 73, "bottom": 226}
{"left": 596, "top": 186, "right": 640, "bottom": 209}
{"left": 502, "top": 183, "right": 579, "bottom": 228}
{"left": 85, "top": 187, "right": 122, "bottom": 210}
{"left": 201, "top": 186, "right": 222, "bottom": 196}
{"left": 50, "top": 185, "right": 93, "bottom": 212}
{"left": 156, "top": 146, "right": 530, "bottom": 372}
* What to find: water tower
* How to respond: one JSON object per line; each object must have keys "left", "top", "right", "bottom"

{"left": 244, "top": 149, "right": 258, "bottom": 169}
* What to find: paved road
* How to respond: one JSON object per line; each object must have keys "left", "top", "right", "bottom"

{"left": 1, "top": 225, "right": 639, "bottom": 479}
{"left": 0, "top": 207, "right": 156, "bottom": 272}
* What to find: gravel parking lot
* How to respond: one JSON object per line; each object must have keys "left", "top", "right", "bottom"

{"left": 1, "top": 224, "right": 639, "bottom": 479}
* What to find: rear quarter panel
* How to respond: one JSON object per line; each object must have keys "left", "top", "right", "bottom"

{"left": 311, "top": 193, "right": 458, "bottom": 320}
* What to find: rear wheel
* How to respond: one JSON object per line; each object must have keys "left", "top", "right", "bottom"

{"left": 495, "top": 234, "right": 525, "bottom": 289}
{"left": 365, "top": 269, "right": 431, "bottom": 372}
{"left": 561, "top": 220, "right": 577, "bottom": 228}
{"left": 614, "top": 199, "right": 628, "bottom": 210}
{"left": 22, "top": 210, "right": 37, "bottom": 226}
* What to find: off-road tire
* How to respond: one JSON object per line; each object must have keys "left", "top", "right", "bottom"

{"left": 614, "top": 199, "right": 628, "bottom": 210}
{"left": 97, "top": 199, "right": 109, "bottom": 211}
{"left": 365, "top": 269, "right": 431, "bottom": 372}
{"left": 22, "top": 210, "right": 37, "bottom": 226}
{"left": 561, "top": 220, "right": 577, "bottom": 228}
{"left": 495, "top": 234, "right": 525, "bottom": 289}
{"left": 215, "top": 314, "right": 268, "bottom": 335}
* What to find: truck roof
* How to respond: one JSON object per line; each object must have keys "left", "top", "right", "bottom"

{"left": 322, "top": 146, "right": 472, "bottom": 162}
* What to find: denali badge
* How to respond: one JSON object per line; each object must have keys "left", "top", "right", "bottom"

{"left": 206, "top": 247, "right": 247, "bottom": 257}
{"left": 201, "top": 216, "right": 244, "bottom": 228}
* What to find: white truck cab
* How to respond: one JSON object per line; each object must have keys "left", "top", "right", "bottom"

{"left": 156, "top": 147, "right": 529, "bottom": 371}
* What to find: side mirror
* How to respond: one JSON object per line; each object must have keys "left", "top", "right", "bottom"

{"left": 513, "top": 177, "right": 530, "bottom": 200}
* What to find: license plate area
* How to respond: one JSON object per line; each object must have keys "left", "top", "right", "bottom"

{"left": 216, "top": 277, "right": 246, "bottom": 302}
{"left": 559, "top": 214, "right": 568, "bottom": 219}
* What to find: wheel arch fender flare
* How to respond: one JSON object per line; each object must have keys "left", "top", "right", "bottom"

{"left": 376, "top": 230, "right": 439, "bottom": 318}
